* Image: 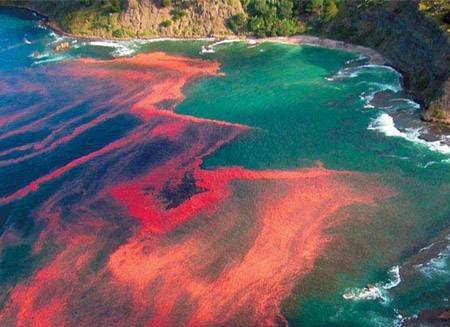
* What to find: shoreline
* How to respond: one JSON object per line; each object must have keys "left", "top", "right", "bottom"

{"left": 6, "top": 4, "right": 450, "bottom": 128}
{"left": 3, "top": 4, "right": 387, "bottom": 66}
{"left": 4, "top": 4, "right": 443, "bottom": 126}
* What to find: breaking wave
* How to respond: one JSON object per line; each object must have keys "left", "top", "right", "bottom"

{"left": 417, "top": 235, "right": 450, "bottom": 278}
{"left": 368, "top": 113, "right": 450, "bottom": 155}
{"left": 200, "top": 39, "right": 242, "bottom": 54}
{"left": 342, "top": 266, "right": 401, "bottom": 303}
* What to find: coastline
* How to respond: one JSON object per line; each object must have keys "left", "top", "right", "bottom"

{"left": 2, "top": 4, "right": 386, "bottom": 66}
{"left": 4, "top": 4, "right": 450, "bottom": 127}
{"left": 10, "top": 4, "right": 450, "bottom": 143}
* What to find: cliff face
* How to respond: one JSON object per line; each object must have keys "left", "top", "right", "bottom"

{"left": 1, "top": 0, "right": 244, "bottom": 38}
{"left": 120, "top": 0, "right": 244, "bottom": 37}
{"left": 319, "top": 0, "right": 449, "bottom": 124}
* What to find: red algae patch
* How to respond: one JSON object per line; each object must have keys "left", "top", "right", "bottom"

{"left": 0, "top": 52, "right": 226, "bottom": 204}
{"left": 108, "top": 167, "right": 394, "bottom": 326}
{"left": 0, "top": 51, "right": 396, "bottom": 327}
{"left": 75, "top": 52, "right": 223, "bottom": 119}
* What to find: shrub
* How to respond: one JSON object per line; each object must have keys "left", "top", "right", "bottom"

{"left": 112, "top": 28, "right": 126, "bottom": 37}
{"left": 160, "top": 19, "right": 172, "bottom": 28}
{"left": 170, "top": 8, "right": 187, "bottom": 20}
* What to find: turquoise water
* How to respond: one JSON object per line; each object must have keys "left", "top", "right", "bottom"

{"left": 0, "top": 7, "right": 449, "bottom": 326}
{"left": 177, "top": 42, "right": 450, "bottom": 326}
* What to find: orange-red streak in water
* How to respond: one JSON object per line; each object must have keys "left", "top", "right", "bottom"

{"left": 0, "top": 51, "right": 397, "bottom": 327}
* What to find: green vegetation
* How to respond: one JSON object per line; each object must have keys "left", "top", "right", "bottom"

{"left": 227, "top": 13, "right": 246, "bottom": 34}
{"left": 170, "top": 7, "right": 187, "bottom": 20}
{"left": 234, "top": 0, "right": 342, "bottom": 37}
{"left": 428, "top": 102, "right": 446, "bottom": 120}
{"left": 160, "top": 19, "right": 172, "bottom": 28}
{"left": 242, "top": 0, "right": 298, "bottom": 37}
{"left": 102, "top": 0, "right": 123, "bottom": 13}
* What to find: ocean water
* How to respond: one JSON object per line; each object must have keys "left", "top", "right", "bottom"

{"left": 0, "top": 7, "right": 449, "bottom": 327}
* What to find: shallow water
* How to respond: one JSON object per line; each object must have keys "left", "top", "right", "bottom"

{"left": 0, "top": 7, "right": 449, "bottom": 327}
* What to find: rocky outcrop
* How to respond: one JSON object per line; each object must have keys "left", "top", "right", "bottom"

{"left": 319, "top": 0, "right": 449, "bottom": 124}
{"left": 404, "top": 307, "right": 450, "bottom": 326}
{"left": 53, "top": 41, "right": 69, "bottom": 52}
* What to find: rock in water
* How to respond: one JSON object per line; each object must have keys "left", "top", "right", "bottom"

{"left": 54, "top": 41, "right": 69, "bottom": 52}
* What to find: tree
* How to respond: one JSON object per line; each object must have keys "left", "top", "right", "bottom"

{"left": 308, "top": 0, "right": 324, "bottom": 15}
{"left": 227, "top": 13, "right": 248, "bottom": 34}
{"left": 278, "top": 0, "right": 294, "bottom": 19}
{"left": 248, "top": 15, "right": 267, "bottom": 37}
{"left": 159, "top": 19, "right": 172, "bottom": 28}
{"left": 323, "top": 0, "right": 338, "bottom": 21}
{"left": 170, "top": 8, "right": 186, "bottom": 20}
{"left": 278, "top": 18, "right": 298, "bottom": 35}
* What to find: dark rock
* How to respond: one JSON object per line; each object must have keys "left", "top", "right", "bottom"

{"left": 404, "top": 307, "right": 450, "bottom": 326}
{"left": 320, "top": 0, "right": 449, "bottom": 123}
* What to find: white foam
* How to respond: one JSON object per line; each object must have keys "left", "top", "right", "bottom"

{"left": 417, "top": 161, "right": 440, "bottom": 168}
{"left": 343, "top": 285, "right": 387, "bottom": 302}
{"left": 85, "top": 40, "right": 138, "bottom": 57}
{"left": 368, "top": 113, "right": 450, "bottom": 155}
{"left": 419, "top": 242, "right": 436, "bottom": 252}
{"left": 358, "top": 81, "right": 405, "bottom": 109}
{"left": 88, "top": 41, "right": 124, "bottom": 48}
{"left": 419, "top": 237, "right": 450, "bottom": 278}
{"left": 393, "top": 312, "right": 406, "bottom": 327}
{"left": 48, "top": 31, "right": 66, "bottom": 44}
{"left": 330, "top": 64, "right": 402, "bottom": 81}
{"left": 200, "top": 45, "right": 215, "bottom": 54}
{"left": 345, "top": 54, "right": 367, "bottom": 65}
{"left": 361, "top": 64, "right": 402, "bottom": 77}
{"left": 33, "top": 55, "right": 68, "bottom": 65}
{"left": 86, "top": 38, "right": 214, "bottom": 57}
{"left": 364, "top": 81, "right": 402, "bottom": 94}
{"left": 342, "top": 265, "right": 401, "bottom": 303}
{"left": 199, "top": 39, "right": 242, "bottom": 55}
{"left": 211, "top": 39, "right": 241, "bottom": 47}
{"left": 368, "top": 113, "right": 406, "bottom": 137}
{"left": 29, "top": 51, "right": 51, "bottom": 59}
{"left": 390, "top": 98, "right": 421, "bottom": 109}
{"left": 383, "top": 266, "right": 401, "bottom": 290}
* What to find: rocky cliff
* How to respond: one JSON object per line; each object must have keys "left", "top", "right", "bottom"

{"left": 318, "top": 0, "right": 450, "bottom": 125}
{"left": 1, "top": 0, "right": 244, "bottom": 38}
{"left": 120, "top": 0, "right": 244, "bottom": 37}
